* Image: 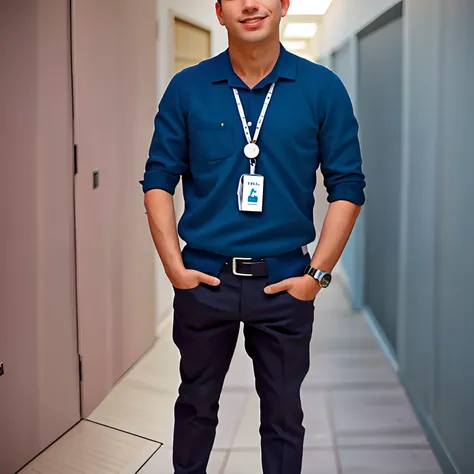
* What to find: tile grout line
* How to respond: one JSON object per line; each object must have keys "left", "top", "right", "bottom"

{"left": 218, "top": 450, "right": 232, "bottom": 474}
{"left": 135, "top": 444, "right": 164, "bottom": 473}
{"left": 85, "top": 418, "right": 163, "bottom": 445}
{"left": 15, "top": 419, "right": 83, "bottom": 473}
{"left": 227, "top": 391, "right": 252, "bottom": 445}
{"left": 324, "top": 391, "right": 344, "bottom": 474}
{"left": 225, "top": 382, "right": 400, "bottom": 394}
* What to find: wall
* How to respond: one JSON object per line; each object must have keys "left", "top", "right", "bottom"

{"left": 402, "top": 1, "right": 474, "bottom": 472}
{"left": 153, "top": 0, "right": 229, "bottom": 331}
{"left": 0, "top": 2, "right": 81, "bottom": 472}
{"left": 312, "top": 0, "right": 399, "bottom": 58}
{"left": 330, "top": 39, "right": 365, "bottom": 309}
{"left": 359, "top": 12, "right": 404, "bottom": 354}
{"left": 314, "top": 0, "right": 474, "bottom": 472}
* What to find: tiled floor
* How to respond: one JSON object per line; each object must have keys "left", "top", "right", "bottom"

{"left": 18, "top": 420, "right": 160, "bottom": 474}
{"left": 21, "top": 276, "right": 443, "bottom": 474}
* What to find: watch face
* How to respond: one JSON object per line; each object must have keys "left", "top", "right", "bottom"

{"left": 320, "top": 273, "right": 332, "bottom": 288}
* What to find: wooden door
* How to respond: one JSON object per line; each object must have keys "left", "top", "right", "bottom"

{"left": 0, "top": 1, "right": 81, "bottom": 472}
{"left": 173, "top": 17, "right": 211, "bottom": 74}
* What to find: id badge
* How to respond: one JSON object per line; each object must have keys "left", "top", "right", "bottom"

{"left": 237, "top": 174, "right": 264, "bottom": 212}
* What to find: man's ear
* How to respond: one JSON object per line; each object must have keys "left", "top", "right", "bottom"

{"left": 216, "top": 2, "right": 225, "bottom": 26}
{"left": 281, "top": 0, "right": 290, "bottom": 18}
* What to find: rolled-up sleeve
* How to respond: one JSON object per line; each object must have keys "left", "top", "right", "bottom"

{"left": 318, "top": 72, "right": 366, "bottom": 206}
{"left": 140, "top": 73, "right": 189, "bottom": 195}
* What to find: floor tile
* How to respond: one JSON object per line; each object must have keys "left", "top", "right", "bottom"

{"left": 312, "top": 311, "right": 372, "bottom": 337}
{"left": 312, "top": 334, "right": 381, "bottom": 354}
{"left": 125, "top": 333, "right": 181, "bottom": 395}
{"left": 223, "top": 331, "right": 256, "bottom": 392}
{"left": 89, "top": 379, "right": 247, "bottom": 448}
{"left": 339, "top": 448, "right": 443, "bottom": 474}
{"left": 302, "top": 391, "right": 334, "bottom": 448}
{"left": 304, "top": 351, "right": 399, "bottom": 390}
{"left": 311, "top": 311, "right": 380, "bottom": 353}
{"left": 337, "top": 433, "right": 429, "bottom": 449}
{"left": 224, "top": 449, "right": 338, "bottom": 474}
{"left": 232, "top": 391, "right": 333, "bottom": 448}
{"left": 138, "top": 446, "right": 227, "bottom": 474}
{"left": 329, "top": 388, "right": 427, "bottom": 446}
{"left": 18, "top": 420, "right": 159, "bottom": 474}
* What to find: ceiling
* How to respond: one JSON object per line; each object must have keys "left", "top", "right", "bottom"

{"left": 281, "top": 0, "right": 333, "bottom": 58}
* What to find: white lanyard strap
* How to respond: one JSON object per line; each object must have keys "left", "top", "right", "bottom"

{"left": 233, "top": 83, "right": 276, "bottom": 146}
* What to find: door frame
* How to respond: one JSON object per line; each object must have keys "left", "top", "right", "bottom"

{"left": 69, "top": 0, "right": 83, "bottom": 418}
{"left": 168, "top": 10, "right": 212, "bottom": 82}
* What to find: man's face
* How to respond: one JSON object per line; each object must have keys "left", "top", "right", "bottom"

{"left": 216, "top": 0, "right": 290, "bottom": 45}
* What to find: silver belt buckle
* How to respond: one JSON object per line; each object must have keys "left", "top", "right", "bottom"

{"left": 232, "top": 257, "right": 253, "bottom": 277}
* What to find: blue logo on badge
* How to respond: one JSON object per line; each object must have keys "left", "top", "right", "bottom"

{"left": 248, "top": 188, "right": 258, "bottom": 203}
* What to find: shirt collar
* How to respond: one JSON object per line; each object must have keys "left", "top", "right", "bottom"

{"left": 211, "top": 43, "right": 297, "bottom": 89}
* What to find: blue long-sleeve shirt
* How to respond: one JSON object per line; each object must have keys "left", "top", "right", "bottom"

{"left": 141, "top": 44, "right": 365, "bottom": 273}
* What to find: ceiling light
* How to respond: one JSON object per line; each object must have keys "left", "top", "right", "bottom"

{"left": 282, "top": 40, "right": 307, "bottom": 51}
{"left": 287, "top": 0, "right": 333, "bottom": 15}
{"left": 284, "top": 23, "right": 318, "bottom": 39}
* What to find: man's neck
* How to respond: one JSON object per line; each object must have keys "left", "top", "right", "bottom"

{"left": 228, "top": 38, "right": 281, "bottom": 89}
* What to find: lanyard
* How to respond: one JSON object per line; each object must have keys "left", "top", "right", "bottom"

{"left": 232, "top": 83, "right": 276, "bottom": 174}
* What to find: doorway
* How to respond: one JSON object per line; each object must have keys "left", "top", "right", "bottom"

{"left": 172, "top": 17, "right": 211, "bottom": 74}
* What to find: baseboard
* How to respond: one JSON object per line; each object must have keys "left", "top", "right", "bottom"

{"left": 362, "top": 306, "right": 460, "bottom": 474}
{"left": 334, "top": 261, "right": 350, "bottom": 297}
{"left": 362, "top": 306, "right": 399, "bottom": 374}
{"left": 155, "top": 306, "right": 172, "bottom": 339}
{"left": 401, "top": 380, "right": 461, "bottom": 474}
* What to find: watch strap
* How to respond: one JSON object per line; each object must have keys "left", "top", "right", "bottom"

{"left": 304, "top": 265, "right": 331, "bottom": 287}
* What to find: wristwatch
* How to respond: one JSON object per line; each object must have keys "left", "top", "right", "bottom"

{"left": 304, "top": 265, "right": 332, "bottom": 288}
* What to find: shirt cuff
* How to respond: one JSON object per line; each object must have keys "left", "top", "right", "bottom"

{"left": 140, "top": 170, "right": 180, "bottom": 195}
{"left": 327, "top": 182, "right": 366, "bottom": 206}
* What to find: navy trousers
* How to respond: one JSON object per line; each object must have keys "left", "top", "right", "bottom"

{"left": 172, "top": 263, "right": 315, "bottom": 474}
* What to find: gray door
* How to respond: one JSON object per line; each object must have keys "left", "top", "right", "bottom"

{"left": 333, "top": 41, "right": 366, "bottom": 311}
{"left": 358, "top": 16, "right": 403, "bottom": 352}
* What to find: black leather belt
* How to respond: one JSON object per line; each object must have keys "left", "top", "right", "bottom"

{"left": 229, "top": 257, "right": 268, "bottom": 277}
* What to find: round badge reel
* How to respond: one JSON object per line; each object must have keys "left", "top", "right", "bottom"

{"left": 244, "top": 142, "right": 260, "bottom": 159}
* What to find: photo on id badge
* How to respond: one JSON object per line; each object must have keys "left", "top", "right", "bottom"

{"left": 248, "top": 188, "right": 258, "bottom": 204}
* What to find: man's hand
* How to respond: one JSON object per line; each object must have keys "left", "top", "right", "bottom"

{"left": 264, "top": 275, "right": 321, "bottom": 302}
{"left": 171, "top": 268, "right": 220, "bottom": 290}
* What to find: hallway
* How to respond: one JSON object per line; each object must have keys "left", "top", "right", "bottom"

{"left": 19, "top": 274, "right": 442, "bottom": 474}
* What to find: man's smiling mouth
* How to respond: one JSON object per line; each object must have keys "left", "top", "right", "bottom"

{"left": 240, "top": 16, "right": 267, "bottom": 24}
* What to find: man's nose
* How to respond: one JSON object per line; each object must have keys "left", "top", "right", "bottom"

{"left": 242, "top": 0, "right": 259, "bottom": 13}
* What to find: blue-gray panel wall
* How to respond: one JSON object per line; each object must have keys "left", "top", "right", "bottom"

{"left": 398, "top": 0, "right": 440, "bottom": 423}
{"left": 434, "top": 0, "right": 474, "bottom": 471}
{"left": 358, "top": 18, "right": 403, "bottom": 352}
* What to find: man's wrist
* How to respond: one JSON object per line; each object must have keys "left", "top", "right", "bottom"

{"left": 302, "top": 273, "right": 322, "bottom": 290}
{"left": 166, "top": 264, "right": 187, "bottom": 283}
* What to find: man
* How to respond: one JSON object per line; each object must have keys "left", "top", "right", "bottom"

{"left": 141, "top": 0, "right": 365, "bottom": 472}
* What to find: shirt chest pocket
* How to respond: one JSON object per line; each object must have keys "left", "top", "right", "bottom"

{"left": 189, "top": 123, "right": 237, "bottom": 163}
